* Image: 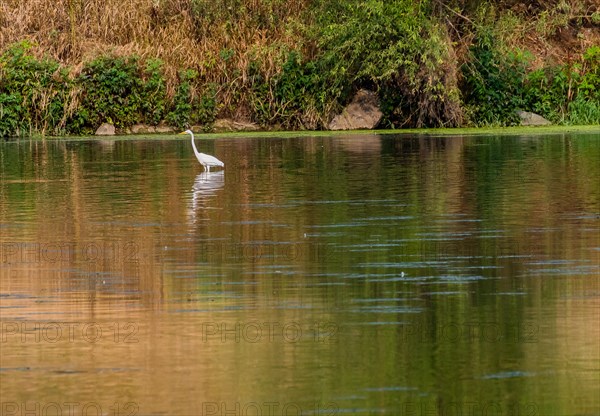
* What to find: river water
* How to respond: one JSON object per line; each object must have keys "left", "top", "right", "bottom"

{"left": 1, "top": 132, "right": 599, "bottom": 415}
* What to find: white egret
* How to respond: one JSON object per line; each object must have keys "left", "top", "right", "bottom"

{"left": 180, "top": 129, "right": 224, "bottom": 172}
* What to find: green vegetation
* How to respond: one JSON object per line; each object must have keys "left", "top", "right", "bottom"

{"left": 1, "top": 0, "right": 599, "bottom": 137}
{"left": 462, "top": 31, "right": 528, "bottom": 126}
{"left": 75, "top": 55, "right": 162, "bottom": 131}
{"left": 249, "top": 51, "right": 324, "bottom": 129}
{"left": 0, "top": 41, "right": 73, "bottom": 137}
{"left": 312, "top": 0, "right": 463, "bottom": 127}
{"left": 524, "top": 46, "right": 600, "bottom": 125}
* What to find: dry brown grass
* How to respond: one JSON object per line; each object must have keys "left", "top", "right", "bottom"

{"left": 3, "top": 0, "right": 596, "bottom": 80}
{"left": 474, "top": 1, "right": 600, "bottom": 68}
{"left": 0, "top": 0, "right": 309, "bottom": 102}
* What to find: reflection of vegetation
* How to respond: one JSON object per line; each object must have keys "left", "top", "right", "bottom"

{"left": 1, "top": 132, "right": 598, "bottom": 413}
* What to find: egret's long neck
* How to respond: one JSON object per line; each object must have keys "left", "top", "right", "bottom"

{"left": 190, "top": 133, "right": 200, "bottom": 157}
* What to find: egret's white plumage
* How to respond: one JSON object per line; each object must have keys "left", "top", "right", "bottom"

{"left": 180, "top": 129, "right": 224, "bottom": 172}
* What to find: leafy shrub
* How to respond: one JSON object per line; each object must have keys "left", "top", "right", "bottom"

{"left": 75, "top": 55, "right": 144, "bottom": 131}
{"left": 461, "top": 30, "right": 529, "bottom": 126}
{"left": 196, "top": 83, "right": 219, "bottom": 130}
{"left": 311, "top": 0, "right": 463, "bottom": 127}
{"left": 523, "top": 66, "right": 571, "bottom": 123}
{"left": 0, "top": 94, "right": 21, "bottom": 138}
{"left": 0, "top": 41, "right": 72, "bottom": 137}
{"left": 250, "top": 50, "right": 323, "bottom": 129}
{"left": 566, "top": 96, "right": 600, "bottom": 125}
{"left": 71, "top": 55, "right": 169, "bottom": 133}
{"left": 567, "top": 46, "right": 600, "bottom": 125}
{"left": 578, "top": 46, "right": 600, "bottom": 101}
{"left": 166, "top": 69, "right": 196, "bottom": 129}
{"left": 166, "top": 70, "right": 218, "bottom": 130}
{"left": 141, "top": 59, "right": 168, "bottom": 125}
{"left": 523, "top": 46, "right": 599, "bottom": 125}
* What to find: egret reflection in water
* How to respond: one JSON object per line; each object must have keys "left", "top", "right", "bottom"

{"left": 188, "top": 171, "right": 225, "bottom": 223}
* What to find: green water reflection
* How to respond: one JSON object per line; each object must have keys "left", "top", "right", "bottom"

{"left": 1, "top": 132, "right": 599, "bottom": 415}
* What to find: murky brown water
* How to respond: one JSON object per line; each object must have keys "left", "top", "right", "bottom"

{"left": 1, "top": 132, "right": 599, "bottom": 415}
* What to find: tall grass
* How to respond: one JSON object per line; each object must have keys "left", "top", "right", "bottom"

{"left": 0, "top": 0, "right": 308, "bottom": 101}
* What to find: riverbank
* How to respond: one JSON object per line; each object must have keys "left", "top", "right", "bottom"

{"left": 1, "top": 1, "right": 599, "bottom": 138}
{"left": 15, "top": 125, "right": 600, "bottom": 141}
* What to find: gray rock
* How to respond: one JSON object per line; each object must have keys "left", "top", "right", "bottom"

{"left": 328, "top": 89, "right": 383, "bottom": 130}
{"left": 516, "top": 111, "right": 551, "bottom": 126}
{"left": 155, "top": 125, "right": 175, "bottom": 134}
{"left": 131, "top": 124, "right": 156, "bottom": 134}
{"left": 95, "top": 123, "right": 115, "bottom": 136}
{"left": 213, "top": 118, "right": 260, "bottom": 133}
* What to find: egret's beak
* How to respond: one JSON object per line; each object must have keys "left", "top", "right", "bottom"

{"left": 179, "top": 132, "right": 187, "bottom": 135}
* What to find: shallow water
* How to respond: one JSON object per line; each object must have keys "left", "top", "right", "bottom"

{"left": 1, "top": 132, "right": 599, "bottom": 415}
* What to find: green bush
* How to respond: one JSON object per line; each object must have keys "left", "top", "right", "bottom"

{"left": 76, "top": 55, "right": 143, "bottom": 131}
{"left": 461, "top": 30, "right": 529, "bottom": 126}
{"left": 196, "top": 83, "right": 218, "bottom": 130}
{"left": 0, "top": 41, "right": 72, "bottom": 137}
{"left": 0, "top": 94, "right": 21, "bottom": 138}
{"left": 523, "top": 66, "right": 571, "bottom": 123}
{"left": 523, "top": 46, "right": 599, "bottom": 125}
{"left": 141, "top": 59, "right": 168, "bottom": 125}
{"left": 567, "top": 46, "right": 600, "bottom": 125}
{"left": 311, "top": 0, "right": 463, "bottom": 127}
{"left": 166, "top": 70, "right": 218, "bottom": 130}
{"left": 70, "top": 55, "right": 170, "bottom": 134}
{"left": 566, "top": 96, "right": 600, "bottom": 125}
{"left": 578, "top": 46, "right": 600, "bottom": 101}
{"left": 0, "top": 44, "right": 214, "bottom": 136}
{"left": 166, "top": 69, "right": 196, "bottom": 129}
{"left": 250, "top": 50, "right": 323, "bottom": 129}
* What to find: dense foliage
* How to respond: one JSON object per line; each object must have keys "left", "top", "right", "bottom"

{"left": 1, "top": 0, "right": 599, "bottom": 137}
{"left": 0, "top": 42, "right": 72, "bottom": 137}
